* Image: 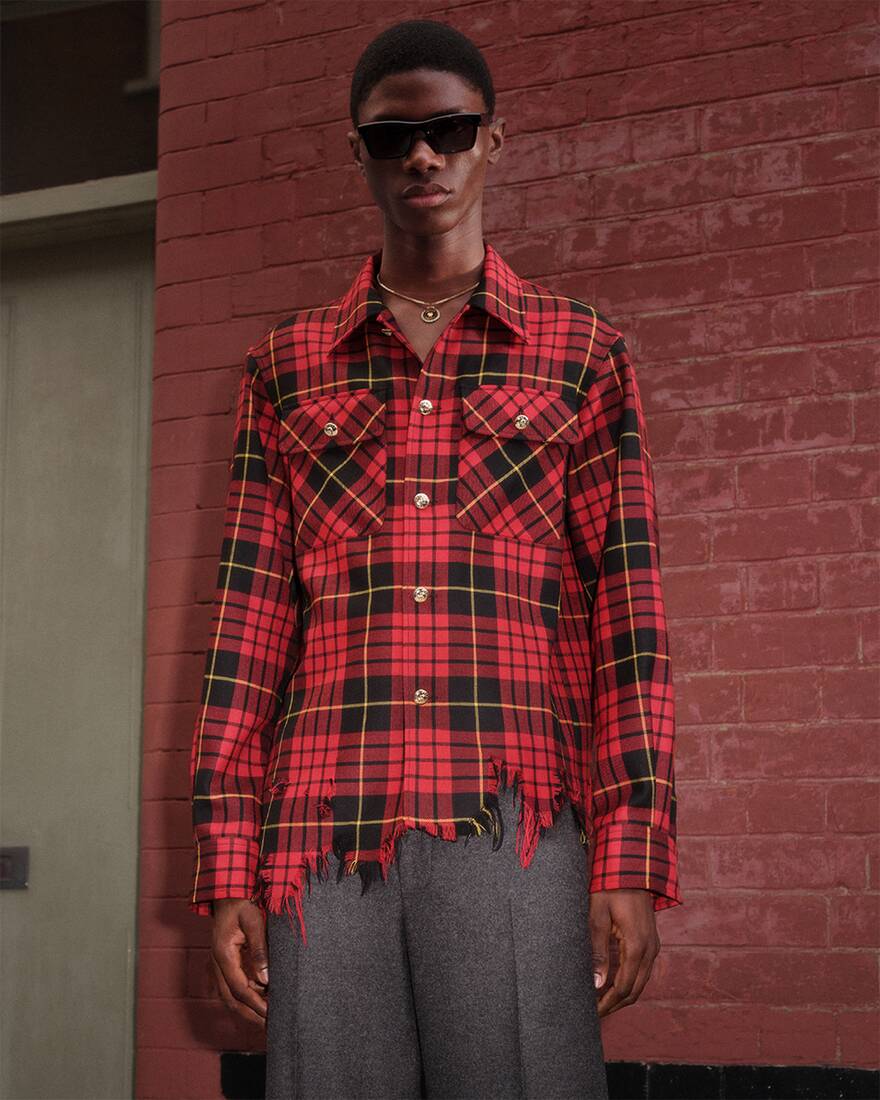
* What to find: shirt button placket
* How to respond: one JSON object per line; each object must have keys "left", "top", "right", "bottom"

{"left": 403, "top": 385, "right": 437, "bottom": 818}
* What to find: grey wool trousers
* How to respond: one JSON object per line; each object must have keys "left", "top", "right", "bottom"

{"left": 265, "top": 785, "right": 610, "bottom": 1100}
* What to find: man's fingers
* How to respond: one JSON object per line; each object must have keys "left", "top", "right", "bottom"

{"left": 591, "top": 890, "right": 660, "bottom": 1018}
{"left": 596, "top": 923, "right": 643, "bottom": 1016}
{"left": 214, "top": 944, "right": 269, "bottom": 1020}
{"left": 211, "top": 904, "right": 269, "bottom": 1022}
{"left": 212, "top": 957, "right": 267, "bottom": 1027}
{"left": 213, "top": 940, "right": 269, "bottom": 1020}
{"left": 598, "top": 933, "right": 654, "bottom": 1017}
{"left": 610, "top": 945, "right": 657, "bottom": 1017}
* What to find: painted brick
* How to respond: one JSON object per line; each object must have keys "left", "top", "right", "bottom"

{"left": 672, "top": 623, "right": 715, "bottom": 676}
{"left": 675, "top": 672, "right": 742, "bottom": 726}
{"left": 665, "top": 561, "right": 742, "bottom": 620}
{"left": 820, "top": 554, "right": 880, "bottom": 609}
{"left": 838, "top": 78, "right": 880, "bottom": 130}
{"left": 815, "top": 446, "right": 880, "bottom": 500}
{"left": 667, "top": 890, "right": 827, "bottom": 948}
{"left": 629, "top": 208, "right": 702, "bottom": 260}
{"left": 737, "top": 453, "right": 812, "bottom": 508}
{"left": 742, "top": 668, "right": 821, "bottom": 721}
{"left": 844, "top": 179, "right": 880, "bottom": 232}
{"left": 149, "top": 4, "right": 880, "bottom": 1094}
{"left": 731, "top": 142, "right": 802, "bottom": 194}
{"left": 702, "top": 0, "right": 877, "bottom": 52}
{"left": 746, "top": 559, "right": 818, "bottom": 611}
{"left": 757, "top": 1009, "right": 838, "bottom": 1065}
{"left": 706, "top": 402, "right": 788, "bottom": 456}
{"left": 594, "top": 154, "right": 732, "bottom": 216}
{"left": 710, "top": 835, "right": 869, "bottom": 895}
{"left": 644, "top": 357, "right": 738, "bottom": 410}
{"left": 702, "top": 88, "right": 838, "bottom": 151}
{"left": 714, "top": 608, "right": 861, "bottom": 668}
{"left": 851, "top": 283, "right": 880, "bottom": 334}
{"left": 814, "top": 342, "right": 880, "bottom": 393}
{"left": 831, "top": 888, "right": 880, "bottom": 950}
{"left": 803, "top": 131, "right": 880, "bottom": 183}
{"left": 827, "top": 780, "right": 880, "bottom": 832}
{"left": 802, "top": 25, "right": 880, "bottom": 85}
{"left": 159, "top": 140, "right": 264, "bottom": 198}
{"left": 714, "top": 721, "right": 879, "bottom": 779}
{"left": 729, "top": 243, "right": 808, "bottom": 298}
{"left": 631, "top": 108, "right": 699, "bottom": 163}
{"left": 562, "top": 220, "right": 631, "bottom": 269}
{"left": 703, "top": 189, "right": 846, "bottom": 251}
{"left": 838, "top": 1010, "right": 880, "bottom": 1068}
{"left": 663, "top": 514, "right": 712, "bottom": 567}
{"left": 657, "top": 460, "right": 736, "bottom": 514}
{"left": 821, "top": 666, "right": 880, "bottom": 717}
{"left": 744, "top": 779, "right": 828, "bottom": 834}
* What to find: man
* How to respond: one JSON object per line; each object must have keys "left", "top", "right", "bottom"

{"left": 189, "top": 18, "right": 681, "bottom": 1100}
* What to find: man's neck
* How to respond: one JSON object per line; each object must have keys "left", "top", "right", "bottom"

{"left": 377, "top": 223, "right": 486, "bottom": 300}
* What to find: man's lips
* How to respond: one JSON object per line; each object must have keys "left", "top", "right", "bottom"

{"left": 402, "top": 183, "right": 451, "bottom": 196}
{"left": 401, "top": 184, "right": 452, "bottom": 208}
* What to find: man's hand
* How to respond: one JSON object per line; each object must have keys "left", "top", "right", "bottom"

{"left": 589, "top": 889, "right": 661, "bottom": 1018}
{"left": 210, "top": 898, "right": 270, "bottom": 1028}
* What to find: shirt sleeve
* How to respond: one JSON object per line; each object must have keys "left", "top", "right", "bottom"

{"left": 566, "top": 331, "right": 682, "bottom": 911}
{"left": 188, "top": 353, "right": 302, "bottom": 917}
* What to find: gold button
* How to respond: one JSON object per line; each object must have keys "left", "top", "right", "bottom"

{"left": 324, "top": 421, "right": 339, "bottom": 436}
{"left": 413, "top": 586, "right": 429, "bottom": 602}
{"left": 419, "top": 399, "right": 433, "bottom": 415}
{"left": 414, "top": 688, "right": 430, "bottom": 705}
{"left": 414, "top": 492, "right": 430, "bottom": 508}
{"left": 514, "top": 413, "right": 529, "bottom": 430}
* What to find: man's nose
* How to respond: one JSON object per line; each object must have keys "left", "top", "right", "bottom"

{"left": 403, "top": 133, "right": 444, "bottom": 170}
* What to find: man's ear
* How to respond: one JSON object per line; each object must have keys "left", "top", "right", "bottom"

{"left": 486, "top": 117, "right": 505, "bottom": 165}
{"left": 348, "top": 131, "right": 365, "bottom": 175}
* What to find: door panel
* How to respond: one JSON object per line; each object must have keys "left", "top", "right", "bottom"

{"left": 0, "top": 231, "right": 153, "bottom": 1100}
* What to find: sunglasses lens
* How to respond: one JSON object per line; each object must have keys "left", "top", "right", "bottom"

{"left": 362, "top": 123, "right": 412, "bottom": 159}
{"left": 430, "top": 116, "right": 479, "bottom": 153}
{"left": 360, "top": 114, "right": 481, "bottom": 159}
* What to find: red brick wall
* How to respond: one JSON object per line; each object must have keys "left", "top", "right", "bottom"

{"left": 140, "top": 0, "right": 879, "bottom": 1095}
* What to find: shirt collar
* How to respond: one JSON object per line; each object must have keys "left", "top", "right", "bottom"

{"left": 328, "top": 239, "right": 530, "bottom": 353}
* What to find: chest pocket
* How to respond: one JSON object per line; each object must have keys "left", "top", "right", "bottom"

{"left": 277, "top": 387, "right": 387, "bottom": 549}
{"left": 455, "top": 384, "right": 580, "bottom": 546}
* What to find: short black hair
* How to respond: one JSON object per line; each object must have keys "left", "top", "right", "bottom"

{"left": 349, "top": 19, "right": 495, "bottom": 127}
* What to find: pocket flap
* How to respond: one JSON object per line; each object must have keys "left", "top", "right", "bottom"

{"left": 278, "top": 388, "right": 386, "bottom": 454}
{"left": 461, "top": 384, "right": 579, "bottom": 445}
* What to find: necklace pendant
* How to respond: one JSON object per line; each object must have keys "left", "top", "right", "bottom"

{"left": 420, "top": 305, "right": 441, "bottom": 324}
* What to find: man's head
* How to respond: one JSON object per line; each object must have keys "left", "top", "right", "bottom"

{"left": 349, "top": 19, "right": 495, "bottom": 128}
{"left": 347, "top": 19, "right": 505, "bottom": 239}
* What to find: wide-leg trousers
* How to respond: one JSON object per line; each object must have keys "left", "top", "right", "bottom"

{"left": 265, "top": 785, "right": 610, "bottom": 1100}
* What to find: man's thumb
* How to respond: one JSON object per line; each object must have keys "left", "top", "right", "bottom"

{"left": 590, "top": 898, "right": 611, "bottom": 988}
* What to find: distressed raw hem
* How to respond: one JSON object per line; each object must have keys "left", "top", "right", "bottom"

{"left": 253, "top": 755, "right": 592, "bottom": 948}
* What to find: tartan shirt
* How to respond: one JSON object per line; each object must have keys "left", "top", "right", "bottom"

{"left": 189, "top": 239, "right": 682, "bottom": 944}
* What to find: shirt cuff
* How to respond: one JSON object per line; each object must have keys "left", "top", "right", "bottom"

{"left": 188, "top": 834, "right": 261, "bottom": 917}
{"left": 588, "top": 820, "right": 683, "bottom": 911}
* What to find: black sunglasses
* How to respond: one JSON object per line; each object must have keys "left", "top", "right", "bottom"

{"left": 356, "top": 111, "right": 493, "bottom": 160}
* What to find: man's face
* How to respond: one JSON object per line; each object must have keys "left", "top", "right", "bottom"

{"left": 348, "top": 68, "right": 505, "bottom": 238}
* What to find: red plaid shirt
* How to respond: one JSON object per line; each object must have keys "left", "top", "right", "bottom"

{"left": 189, "top": 240, "right": 682, "bottom": 943}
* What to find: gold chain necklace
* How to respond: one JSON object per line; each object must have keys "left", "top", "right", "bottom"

{"left": 376, "top": 273, "right": 481, "bottom": 324}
